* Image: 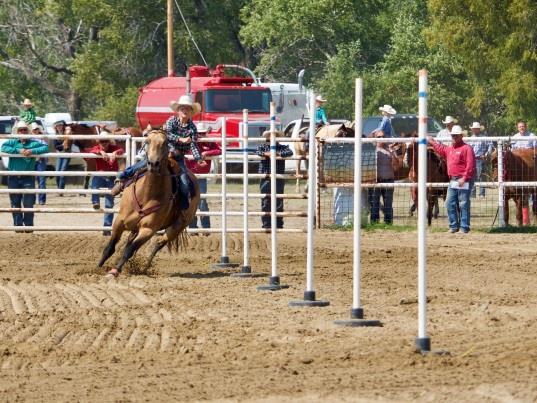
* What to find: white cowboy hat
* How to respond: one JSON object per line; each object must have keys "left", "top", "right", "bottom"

{"left": 470, "top": 121, "right": 483, "bottom": 130}
{"left": 21, "top": 98, "right": 33, "bottom": 106}
{"left": 15, "top": 120, "right": 29, "bottom": 130}
{"left": 170, "top": 95, "right": 201, "bottom": 115}
{"left": 379, "top": 104, "right": 396, "bottom": 115}
{"left": 30, "top": 122, "right": 43, "bottom": 131}
{"left": 450, "top": 125, "right": 463, "bottom": 135}
{"left": 315, "top": 95, "right": 327, "bottom": 103}
{"left": 442, "top": 115, "right": 457, "bottom": 124}
{"left": 196, "top": 122, "right": 210, "bottom": 133}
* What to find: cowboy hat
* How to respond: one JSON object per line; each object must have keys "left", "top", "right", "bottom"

{"left": 15, "top": 120, "right": 29, "bottom": 130}
{"left": 450, "top": 125, "right": 463, "bottom": 135}
{"left": 196, "top": 122, "right": 210, "bottom": 133}
{"left": 315, "top": 95, "right": 327, "bottom": 103}
{"left": 30, "top": 122, "right": 43, "bottom": 131}
{"left": 379, "top": 104, "right": 396, "bottom": 115}
{"left": 21, "top": 98, "right": 33, "bottom": 107}
{"left": 170, "top": 95, "right": 201, "bottom": 115}
{"left": 442, "top": 116, "right": 457, "bottom": 124}
{"left": 469, "top": 121, "right": 483, "bottom": 130}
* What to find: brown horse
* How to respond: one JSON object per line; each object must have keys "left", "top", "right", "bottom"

{"left": 491, "top": 146, "right": 537, "bottom": 226}
{"left": 98, "top": 128, "right": 200, "bottom": 276}
{"left": 406, "top": 138, "right": 449, "bottom": 225}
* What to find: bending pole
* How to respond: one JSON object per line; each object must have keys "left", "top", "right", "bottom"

{"left": 334, "top": 78, "right": 382, "bottom": 327}
{"left": 498, "top": 140, "right": 505, "bottom": 227}
{"left": 289, "top": 91, "right": 329, "bottom": 307}
{"left": 232, "top": 109, "right": 264, "bottom": 278}
{"left": 258, "top": 102, "right": 288, "bottom": 290}
{"left": 211, "top": 117, "right": 238, "bottom": 269}
{"left": 416, "top": 69, "right": 431, "bottom": 352}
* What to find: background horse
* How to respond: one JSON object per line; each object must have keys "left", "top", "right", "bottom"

{"left": 406, "top": 137, "right": 449, "bottom": 225}
{"left": 98, "top": 128, "right": 200, "bottom": 276}
{"left": 492, "top": 146, "right": 537, "bottom": 226}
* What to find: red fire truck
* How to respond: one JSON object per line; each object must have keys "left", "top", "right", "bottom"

{"left": 136, "top": 64, "right": 275, "bottom": 146}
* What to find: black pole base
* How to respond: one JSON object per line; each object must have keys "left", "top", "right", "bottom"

{"left": 289, "top": 290, "right": 329, "bottom": 307}
{"left": 210, "top": 256, "right": 239, "bottom": 270}
{"left": 334, "top": 307, "right": 382, "bottom": 327}
{"left": 230, "top": 266, "right": 266, "bottom": 278}
{"left": 415, "top": 337, "right": 431, "bottom": 353}
{"left": 257, "top": 275, "right": 289, "bottom": 291}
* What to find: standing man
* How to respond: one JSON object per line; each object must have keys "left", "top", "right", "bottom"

{"left": 437, "top": 116, "right": 457, "bottom": 143}
{"left": 187, "top": 123, "right": 221, "bottom": 232}
{"left": 1, "top": 121, "right": 49, "bottom": 230}
{"left": 371, "top": 104, "right": 396, "bottom": 137}
{"left": 30, "top": 122, "right": 48, "bottom": 205}
{"left": 52, "top": 120, "right": 72, "bottom": 193}
{"left": 469, "top": 121, "right": 492, "bottom": 198}
{"left": 427, "top": 125, "right": 476, "bottom": 233}
{"left": 511, "top": 120, "right": 536, "bottom": 149}
{"left": 256, "top": 131, "right": 293, "bottom": 229}
{"left": 315, "top": 96, "right": 328, "bottom": 127}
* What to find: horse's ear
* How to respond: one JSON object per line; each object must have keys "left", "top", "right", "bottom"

{"left": 146, "top": 123, "right": 152, "bottom": 131}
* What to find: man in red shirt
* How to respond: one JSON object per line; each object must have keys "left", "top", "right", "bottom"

{"left": 428, "top": 125, "right": 476, "bottom": 233}
{"left": 88, "top": 132, "right": 124, "bottom": 235}
{"left": 186, "top": 123, "right": 221, "bottom": 232}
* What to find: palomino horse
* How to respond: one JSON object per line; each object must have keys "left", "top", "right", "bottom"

{"left": 491, "top": 146, "right": 537, "bottom": 226}
{"left": 98, "top": 128, "right": 200, "bottom": 276}
{"left": 295, "top": 122, "right": 355, "bottom": 192}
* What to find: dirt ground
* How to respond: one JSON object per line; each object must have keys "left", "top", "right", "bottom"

{"left": 0, "top": 228, "right": 536, "bottom": 402}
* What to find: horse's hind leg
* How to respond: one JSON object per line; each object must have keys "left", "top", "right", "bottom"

{"left": 115, "top": 227, "right": 155, "bottom": 273}
{"left": 99, "top": 220, "right": 125, "bottom": 268}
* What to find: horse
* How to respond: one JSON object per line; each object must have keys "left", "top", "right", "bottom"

{"left": 295, "top": 122, "right": 355, "bottom": 192}
{"left": 98, "top": 128, "right": 200, "bottom": 277}
{"left": 406, "top": 137, "right": 449, "bottom": 225}
{"left": 491, "top": 146, "right": 537, "bottom": 226}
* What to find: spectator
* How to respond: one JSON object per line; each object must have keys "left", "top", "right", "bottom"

{"left": 187, "top": 123, "right": 221, "bottom": 232}
{"left": 88, "top": 131, "right": 124, "bottom": 236}
{"left": 256, "top": 131, "right": 293, "bottom": 229}
{"left": 510, "top": 120, "right": 536, "bottom": 150}
{"left": 30, "top": 122, "right": 48, "bottom": 205}
{"left": 52, "top": 120, "right": 72, "bottom": 193}
{"left": 18, "top": 98, "right": 37, "bottom": 124}
{"left": 427, "top": 125, "right": 476, "bottom": 233}
{"left": 371, "top": 105, "right": 396, "bottom": 138}
{"left": 369, "top": 131, "right": 401, "bottom": 224}
{"left": 315, "top": 96, "right": 328, "bottom": 127}
{"left": 1, "top": 121, "right": 49, "bottom": 231}
{"left": 469, "top": 121, "right": 492, "bottom": 198}
{"left": 437, "top": 116, "right": 457, "bottom": 143}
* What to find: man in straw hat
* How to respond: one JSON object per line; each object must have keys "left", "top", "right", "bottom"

{"left": 427, "top": 125, "right": 476, "bottom": 233}
{"left": 469, "top": 121, "right": 492, "bottom": 198}
{"left": 187, "top": 122, "right": 221, "bottom": 232}
{"left": 1, "top": 121, "right": 49, "bottom": 231}
{"left": 370, "top": 104, "right": 396, "bottom": 137}
{"left": 19, "top": 98, "right": 37, "bottom": 124}
{"left": 437, "top": 115, "right": 457, "bottom": 143}
{"left": 315, "top": 95, "right": 328, "bottom": 127}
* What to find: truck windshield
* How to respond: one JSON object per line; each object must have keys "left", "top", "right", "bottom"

{"left": 205, "top": 89, "right": 272, "bottom": 113}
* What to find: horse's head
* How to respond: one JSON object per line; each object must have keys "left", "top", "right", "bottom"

{"left": 335, "top": 123, "right": 354, "bottom": 138}
{"left": 145, "top": 128, "right": 168, "bottom": 173}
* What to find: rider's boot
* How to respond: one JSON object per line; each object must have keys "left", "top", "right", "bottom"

{"left": 110, "top": 179, "right": 125, "bottom": 196}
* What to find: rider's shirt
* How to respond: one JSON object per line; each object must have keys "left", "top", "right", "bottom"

{"left": 164, "top": 117, "right": 202, "bottom": 161}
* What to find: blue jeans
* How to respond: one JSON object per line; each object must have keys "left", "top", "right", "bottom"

{"left": 260, "top": 178, "right": 285, "bottom": 228}
{"left": 189, "top": 178, "right": 210, "bottom": 228}
{"left": 446, "top": 180, "right": 473, "bottom": 231}
{"left": 8, "top": 176, "right": 36, "bottom": 227}
{"left": 91, "top": 176, "right": 115, "bottom": 227}
{"left": 55, "top": 157, "right": 70, "bottom": 189}
{"left": 369, "top": 179, "right": 394, "bottom": 224}
{"left": 471, "top": 159, "right": 486, "bottom": 197}
{"left": 118, "top": 159, "right": 146, "bottom": 180}
{"left": 35, "top": 158, "right": 47, "bottom": 204}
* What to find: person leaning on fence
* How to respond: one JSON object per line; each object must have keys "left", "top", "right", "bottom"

{"left": 52, "top": 120, "right": 72, "bottom": 193}
{"left": 427, "top": 125, "right": 476, "bottom": 234}
{"left": 510, "top": 120, "right": 536, "bottom": 150}
{"left": 369, "top": 130, "right": 401, "bottom": 225}
{"left": 437, "top": 116, "right": 457, "bottom": 144}
{"left": 315, "top": 96, "right": 328, "bottom": 127}
{"left": 18, "top": 98, "right": 37, "bottom": 125}
{"left": 88, "top": 131, "right": 124, "bottom": 236}
{"left": 186, "top": 122, "right": 221, "bottom": 232}
{"left": 370, "top": 104, "right": 396, "bottom": 137}
{"left": 469, "top": 121, "right": 492, "bottom": 199}
{"left": 30, "top": 122, "right": 48, "bottom": 205}
{"left": 257, "top": 131, "right": 293, "bottom": 229}
{"left": 1, "top": 120, "right": 49, "bottom": 231}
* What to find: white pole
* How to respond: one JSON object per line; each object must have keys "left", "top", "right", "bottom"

{"left": 498, "top": 140, "right": 505, "bottom": 227}
{"left": 242, "top": 110, "right": 251, "bottom": 271}
{"left": 352, "top": 79, "right": 364, "bottom": 317}
{"left": 306, "top": 91, "right": 316, "bottom": 293}
{"left": 416, "top": 69, "right": 430, "bottom": 352}
{"left": 270, "top": 102, "right": 278, "bottom": 278}
{"left": 125, "top": 135, "right": 132, "bottom": 167}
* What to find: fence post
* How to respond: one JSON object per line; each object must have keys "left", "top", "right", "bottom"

{"left": 498, "top": 140, "right": 505, "bottom": 227}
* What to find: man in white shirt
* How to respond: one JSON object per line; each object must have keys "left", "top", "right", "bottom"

{"left": 511, "top": 120, "right": 536, "bottom": 149}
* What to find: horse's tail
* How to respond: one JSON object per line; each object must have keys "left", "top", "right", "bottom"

{"left": 166, "top": 228, "right": 188, "bottom": 254}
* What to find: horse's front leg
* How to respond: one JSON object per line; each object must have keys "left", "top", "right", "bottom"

{"left": 113, "top": 227, "right": 155, "bottom": 275}
{"left": 99, "top": 219, "right": 125, "bottom": 268}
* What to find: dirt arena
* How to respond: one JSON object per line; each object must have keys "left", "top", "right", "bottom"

{"left": 0, "top": 229, "right": 535, "bottom": 402}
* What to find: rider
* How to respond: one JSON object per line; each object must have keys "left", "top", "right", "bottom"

{"left": 371, "top": 104, "right": 396, "bottom": 137}
{"left": 111, "top": 95, "right": 205, "bottom": 209}
{"left": 315, "top": 96, "right": 328, "bottom": 127}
